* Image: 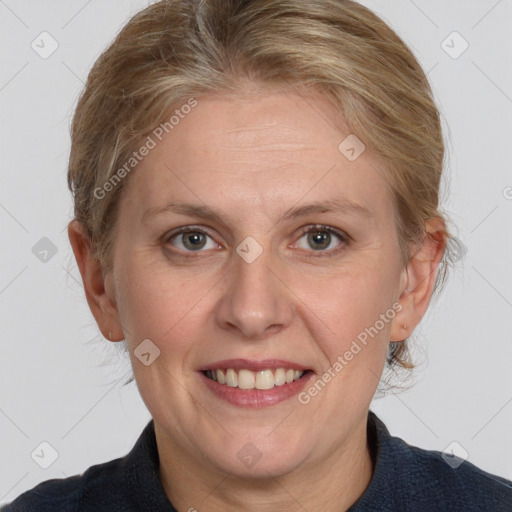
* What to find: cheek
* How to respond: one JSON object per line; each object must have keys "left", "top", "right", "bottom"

{"left": 310, "top": 262, "right": 399, "bottom": 324}
{"left": 115, "top": 260, "right": 206, "bottom": 350}
{"left": 290, "top": 271, "right": 396, "bottom": 426}
{"left": 298, "top": 263, "right": 399, "bottom": 364}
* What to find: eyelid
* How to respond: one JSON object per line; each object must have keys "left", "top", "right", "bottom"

{"left": 163, "top": 225, "right": 222, "bottom": 251}
{"left": 292, "top": 224, "right": 350, "bottom": 257}
{"left": 295, "top": 224, "right": 349, "bottom": 242}
{"left": 163, "top": 224, "right": 350, "bottom": 256}
{"left": 163, "top": 225, "right": 216, "bottom": 242}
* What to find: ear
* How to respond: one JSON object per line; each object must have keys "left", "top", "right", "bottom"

{"left": 67, "top": 219, "right": 124, "bottom": 342}
{"left": 390, "top": 217, "right": 447, "bottom": 342}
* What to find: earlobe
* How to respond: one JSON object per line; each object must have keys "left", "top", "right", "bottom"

{"left": 67, "top": 220, "right": 124, "bottom": 342}
{"left": 390, "top": 218, "right": 447, "bottom": 342}
{"left": 389, "top": 286, "right": 412, "bottom": 342}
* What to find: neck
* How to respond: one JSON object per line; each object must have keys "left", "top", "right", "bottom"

{"left": 156, "top": 414, "right": 374, "bottom": 512}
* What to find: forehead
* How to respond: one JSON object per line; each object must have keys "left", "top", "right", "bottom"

{"left": 120, "top": 90, "right": 393, "bottom": 223}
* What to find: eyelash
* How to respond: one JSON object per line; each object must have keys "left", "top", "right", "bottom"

{"left": 163, "top": 224, "right": 351, "bottom": 258}
{"left": 295, "top": 225, "right": 350, "bottom": 258}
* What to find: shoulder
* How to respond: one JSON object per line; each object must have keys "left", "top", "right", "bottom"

{"left": 2, "top": 420, "right": 176, "bottom": 511}
{"left": 354, "top": 411, "right": 512, "bottom": 511}
{"left": 0, "top": 421, "right": 160, "bottom": 512}
{"left": 1, "top": 420, "right": 170, "bottom": 512}
{"left": 381, "top": 417, "right": 512, "bottom": 510}
{"left": 0, "top": 476, "right": 82, "bottom": 511}
{"left": 405, "top": 440, "right": 512, "bottom": 510}
{"left": 0, "top": 456, "right": 128, "bottom": 512}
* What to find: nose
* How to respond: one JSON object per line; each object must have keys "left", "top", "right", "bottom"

{"left": 214, "top": 245, "right": 294, "bottom": 340}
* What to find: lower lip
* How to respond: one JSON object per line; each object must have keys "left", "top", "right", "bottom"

{"left": 199, "top": 371, "right": 314, "bottom": 408}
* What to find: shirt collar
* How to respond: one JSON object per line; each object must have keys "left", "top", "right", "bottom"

{"left": 124, "top": 419, "right": 177, "bottom": 511}
{"left": 348, "top": 409, "right": 412, "bottom": 510}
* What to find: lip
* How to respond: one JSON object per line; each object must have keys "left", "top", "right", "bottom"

{"left": 198, "top": 358, "right": 311, "bottom": 372}
{"left": 198, "top": 366, "right": 314, "bottom": 408}
{"left": 199, "top": 371, "right": 314, "bottom": 408}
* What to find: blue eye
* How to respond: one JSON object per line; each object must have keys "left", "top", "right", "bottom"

{"left": 167, "top": 229, "right": 218, "bottom": 252}
{"left": 295, "top": 225, "right": 349, "bottom": 256}
{"left": 164, "top": 225, "right": 349, "bottom": 257}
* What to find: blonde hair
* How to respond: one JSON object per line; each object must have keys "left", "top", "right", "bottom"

{"left": 68, "top": 0, "right": 456, "bottom": 378}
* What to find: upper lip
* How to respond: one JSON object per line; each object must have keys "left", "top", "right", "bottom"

{"left": 198, "top": 358, "right": 311, "bottom": 372}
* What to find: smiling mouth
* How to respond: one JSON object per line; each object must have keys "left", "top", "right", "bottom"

{"left": 203, "top": 368, "right": 311, "bottom": 390}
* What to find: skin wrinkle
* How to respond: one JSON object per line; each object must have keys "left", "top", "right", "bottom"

{"left": 69, "top": 89, "right": 444, "bottom": 511}
{"left": 225, "top": 124, "right": 315, "bottom": 152}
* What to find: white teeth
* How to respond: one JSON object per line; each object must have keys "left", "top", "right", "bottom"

{"left": 205, "top": 367, "right": 306, "bottom": 389}
{"left": 225, "top": 368, "right": 237, "bottom": 387}
{"left": 255, "top": 370, "right": 274, "bottom": 390}
{"left": 238, "top": 369, "right": 255, "bottom": 389}
{"left": 274, "top": 368, "right": 286, "bottom": 386}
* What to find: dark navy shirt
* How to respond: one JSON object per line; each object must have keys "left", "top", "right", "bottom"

{"left": 2, "top": 410, "right": 511, "bottom": 511}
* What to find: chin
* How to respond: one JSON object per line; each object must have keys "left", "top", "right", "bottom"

{"left": 200, "top": 432, "right": 312, "bottom": 479}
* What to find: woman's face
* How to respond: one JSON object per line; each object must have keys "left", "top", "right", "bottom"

{"left": 106, "top": 87, "right": 409, "bottom": 477}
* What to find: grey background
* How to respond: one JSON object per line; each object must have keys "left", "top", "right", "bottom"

{"left": 1, "top": 0, "right": 511, "bottom": 503}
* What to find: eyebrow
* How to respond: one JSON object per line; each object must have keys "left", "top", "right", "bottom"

{"left": 142, "top": 199, "right": 373, "bottom": 225}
